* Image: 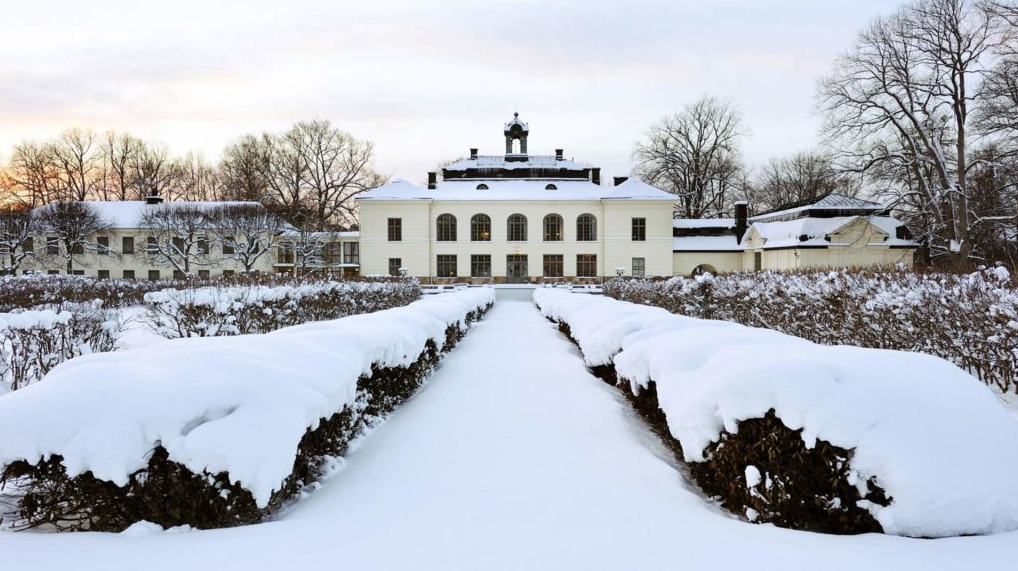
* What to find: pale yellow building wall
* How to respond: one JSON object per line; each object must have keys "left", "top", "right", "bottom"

{"left": 740, "top": 218, "right": 915, "bottom": 272}
{"left": 357, "top": 197, "right": 674, "bottom": 280}
{"left": 672, "top": 252, "right": 744, "bottom": 276}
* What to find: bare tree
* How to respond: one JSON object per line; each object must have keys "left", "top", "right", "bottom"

{"left": 50, "top": 128, "right": 100, "bottom": 201}
{"left": 97, "top": 131, "right": 143, "bottom": 201}
{"left": 269, "top": 204, "right": 324, "bottom": 276}
{"left": 633, "top": 96, "right": 747, "bottom": 219}
{"left": 819, "top": 0, "right": 1014, "bottom": 266}
{"left": 211, "top": 203, "right": 284, "bottom": 272}
{"left": 0, "top": 204, "right": 38, "bottom": 274}
{"left": 5, "top": 141, "right": 60, "bottom": 207}
{"left": 170, "top": 151, "right": 222, "bottom": 201}
{"left": 139, "top": 204, "right": 215, "bottom": 277}
{"left": 219, "top": 134, "right": 270, "bottom": 202}
{"left": 131, "top": 142, "right": 182, "bottom": 200}
{"left": 747, "top": 151, "right": 861, "bottom": 212}
{"left": 35, "top": 201, "right": 112, "bottom": 274}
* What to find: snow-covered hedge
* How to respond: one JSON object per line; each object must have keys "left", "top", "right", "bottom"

{"left": 0, "top": 288, "right": 494, "bottom": 531}
{"left": 0, "top": 303, "right": 120, "bottom": 393}
{"left": 603, "top": 268, "right": 1018, "bottom": 393}
{"left": 0, "top": 275, "right": 171, "bottom": 312}
{"left": 143, "top": 280, "right": 421, "bottom": 338}
{"left": 535, "top": 288, "right": 1018, "bottom": 538}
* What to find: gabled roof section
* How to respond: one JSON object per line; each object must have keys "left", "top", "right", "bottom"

{"left": 750, "top": 193, "right": 886, "bottom": 223}
{"left": 55, "top": 200, "right": 263, "bottom": 228}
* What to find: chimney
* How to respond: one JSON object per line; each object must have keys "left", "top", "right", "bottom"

{"left": 613, "top": 176, "right": 629, "bottom": 187}
{"left": 555, "top": 148, "right": 564, "bottom": 161}
{"left": 735, "top": 201, "right": 749, "bottom": 243}
{"left": 427, "top": 172, "right": 437, "bottom": 190}
{"left": 145, "top": 195, "right": 164, "bottom": 205}
{"left": 591, "top": 168, "right": 601, "bottom": 186}
{"left": 470, "top": 148, "right": 478, "bottom": 160}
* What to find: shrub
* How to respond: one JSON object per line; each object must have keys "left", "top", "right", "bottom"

{"left": 603, "top": 267, "right": 1018, "bottom": 393}
{"left": 0, "top": 303, "right": 120, "bottom": 392}
{"left": 143, "top": 279, "right": 420, "bottom": 338}
{"left": 0, "top": 291, "right": 493, "bottom": 531}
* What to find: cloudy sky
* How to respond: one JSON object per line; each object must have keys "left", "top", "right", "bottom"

{"left": 0, "top": 0, "right": 899, "bottom": 181}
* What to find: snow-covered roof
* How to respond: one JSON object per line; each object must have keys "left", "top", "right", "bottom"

{"left": 443, "top": 155, "right": 588, "bottom": 172}
{"left": 673, "top": 218, "right": 735, "bottom": 230}
{"left": 357, "top": 178, "right": 675, "bottom": 202}
{"left": 749, "top": 215, "right": 916, "bottom": 249}
{"left": 62, "top": 201, "right": 263, "bottom": 228}
{"left": 673, "top": 235, "right": 742, "bottom": 252}
{"left": 751, "top": 193, "right": 885, "bottom": 223}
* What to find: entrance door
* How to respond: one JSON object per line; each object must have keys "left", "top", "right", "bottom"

{"left": 506, "top": 255, "right": 528, "bottom": 284}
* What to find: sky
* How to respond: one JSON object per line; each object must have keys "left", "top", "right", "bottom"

{"left": 0, "top": 0, "right": 902, "bottom": 182}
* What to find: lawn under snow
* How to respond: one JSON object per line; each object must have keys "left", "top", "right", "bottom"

{"left": 1, "top": 300, "right": 1016, "bottom": 570}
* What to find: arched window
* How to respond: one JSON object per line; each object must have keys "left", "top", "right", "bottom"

{"left": 471, "top": 214, "right": 491, "bottom": 241}
{"left": 507, "top": 214, "right": 527, "bottom": 242}
{"left": 543, "top": 214, "right": 563, "bottom": 241}
{"left": 476, "top": 184, "right": 489, "bottom": 190}
{"left": 577, "top": 214, "right": 597, "bottom": 241}
{"left": 545, "top": 183, "right": 557, "bottom": 190}
{"left": 436, "top": 213, "right": 457, "bottom": 242}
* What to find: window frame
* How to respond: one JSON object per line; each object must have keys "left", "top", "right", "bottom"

{"left": 632, "top": 257, "right": 646, "bottom": 277}
{"left": 543, "top": 214, "right": 563, "bottom": 242}
{"left": 387, "top": 218, "right": 402, "bottom": 242}
{"left": 436, "top": 254, "right": 457, "bottom": 278}
{"left": 576, "top": 254, "right": 597, "bottom": 278}
{"left": 436, "top": 213, "right": 457, "bottom": 242}
{"left": 576, "top": 214, "right": 597, "bottom": 242}
{"left": 543, "top": 254, "right": 564, "bottom": 278}
{"left": 470, "top": 214, "right": 491, "bottom": 242}
{"left": 631, "top": 218, "right": 647, "bottom": 241}
{"left": 470, "top": 254, "right": 491, "bottom": 278}
{"left": 121, "top": 236, "right": 134, "bottom": 255}
{"left": 507, "top": 214, "right": 527, "bottom": 242}
{"left": 388, "top": 258, "right": 402, "bottom": 277}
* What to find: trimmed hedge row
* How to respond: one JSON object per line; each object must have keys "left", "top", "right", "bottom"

{"left": 0, "top": 304, "right": 490, "bottom": 532}
{"left": 603, "top": 268, "right": 1018, "bottom": 393}
{"left": 551, "top": 317, "right": 887, "bottom": 535}
{"left": 143, "top": 280, "right": 421, "bottom": 338}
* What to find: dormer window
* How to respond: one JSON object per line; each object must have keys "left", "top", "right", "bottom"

{"left": 545, "top": 184, "right": 557, "bottom": 190}
{"left": 476, "top": 183, "right": 489, "bottom": 190}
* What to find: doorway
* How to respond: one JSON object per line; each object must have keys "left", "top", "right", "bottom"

{"left": 506, "top": 255, "right": 528, "bottom": 284}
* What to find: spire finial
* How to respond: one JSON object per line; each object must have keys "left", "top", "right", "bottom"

{"left": 513, "top": 111, "right": 519, "bottom": 118}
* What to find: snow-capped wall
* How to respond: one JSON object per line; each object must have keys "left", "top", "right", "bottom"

{"left": 534, "top": 288, "right": 1018, "bottom": 538}
{"left": 0, "top": 288, "right": 494, "bottom": 509}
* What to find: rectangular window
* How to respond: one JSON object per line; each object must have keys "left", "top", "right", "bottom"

{"left": 71, "top": 270, "right": 85, "bottom": 276}
{"left": 387, "top": 218, "right": 402, "bottom": 242}
{"left": 46, "top": 237, "right": 59, "bottom": 255}
{"left": 70, "top": 243, "right": 84, "bottom": 255}
{"left": 97, "top": 236, "right": 110, "bottom": 255}
{"left": 197, "top": 238, "right": 209, "bottom": 255}
{"left": 631, "top": 218, "right": 646, "bottom": 242}
{"left": 147, "top": 236, "right": 159, "bottom": 254}
{"left": 122, "top": 236, "right": 134, "bottom": 255}
{"left": 172, "top": 237, "right": 185, "bottom": 253}
{"left": 148, "top": 270, "right": 160, "bottom": 281}
{"left": 173, "top": 270, "right": 185, "bottom": 280}
{"left": 222, "top": 241, "right": 235, "bottom": 255}
{"left": 97, "top": 270, "right": 110, "bottom": 279}
{"left": 543, "top": 254, "right": 564, "bottom": 278}
{"left": 277, "top": 244, "right": 295, "bottom": 264}
{"left": 123, "top": 270, "right": 135, "bottom": 279}
{"left": 436, "top": 255, "right": 457, "bottom": 278}
{"left": 198, "top": 270, "right": 210, "bottom": 279}
{"left": 324, "top": 242, "right": 342, "bottom": 265}
{"left": 576, "top": 254, "right": 597, "bottom": 278}
{"left": 470, "top": 254, "right": 491, "bottom": 278}
{"left": 388, "top": 258, "right": 402, "bottom": 277}
{"left": 47, "top": 270, "right": 60, "bottom": 275}
{"left": 754, "top": 251, "right": 762, "bottom": 271}
{"left": 343, "top": 242, "right": 359, "bottom": 264}
{"left": 222, "top": 270, "right": 235, "bottom": 278}
{"left": 632, "top": 257, "right": 646, "bottom": 277}
{"left": 23, "top": 237, "right": 33, "bottom": 253}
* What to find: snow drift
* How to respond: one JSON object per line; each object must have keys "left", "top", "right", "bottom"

{"left": 534, "top": 288, "right": 1018, "bottom": 538}
{"left": 0, "top": 288, "right": 494, "bottom": 529}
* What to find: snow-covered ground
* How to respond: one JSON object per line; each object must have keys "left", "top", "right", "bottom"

{"left": 1, "top": 301, "right": 1016, "bottom": 569}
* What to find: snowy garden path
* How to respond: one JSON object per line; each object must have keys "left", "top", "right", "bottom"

{"left": 1, "top": 300, "right": 1017, "bottom": 570}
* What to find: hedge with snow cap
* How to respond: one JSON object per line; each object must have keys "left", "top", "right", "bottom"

{"left": 0, "top": 288, "right": 494, "bottom": 531}
{"left": 536, "top": 288, "right": 1018, "bottom": 538}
